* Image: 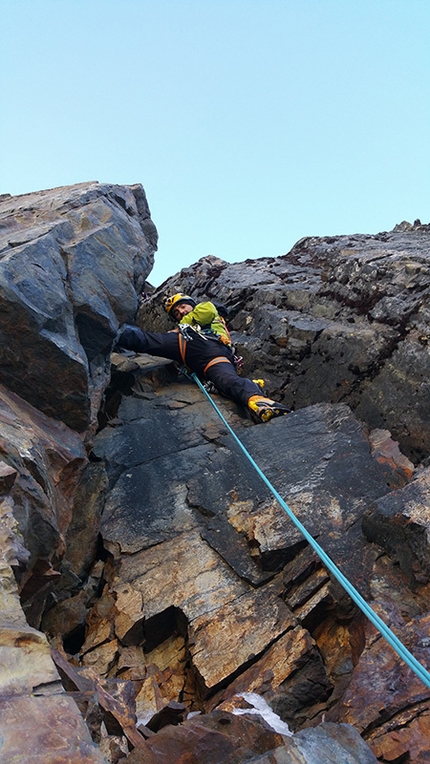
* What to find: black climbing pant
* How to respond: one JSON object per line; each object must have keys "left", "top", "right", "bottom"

{"left": 116, "top": 326, "right": 262, "bottom": 408}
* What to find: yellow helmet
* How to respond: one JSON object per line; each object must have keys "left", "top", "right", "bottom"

{"left": 164, "top": 293, "right": 196, "bottom": 317}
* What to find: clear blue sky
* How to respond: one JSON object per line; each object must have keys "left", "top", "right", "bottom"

{"left": 1, "top": 1, "right": 429, "bottom": 286}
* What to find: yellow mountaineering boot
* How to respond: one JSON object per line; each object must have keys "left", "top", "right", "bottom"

{"left": 247, "top": 395, "right": 289, "bottom": 423}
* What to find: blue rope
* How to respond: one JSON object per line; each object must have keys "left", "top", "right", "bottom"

{"left": 189, "top": 372, "right": 430, "bottom": 690}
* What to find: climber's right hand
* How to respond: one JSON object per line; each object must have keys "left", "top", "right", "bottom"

{"left": 113, "top": 324, "right": 144, "bottom": 352}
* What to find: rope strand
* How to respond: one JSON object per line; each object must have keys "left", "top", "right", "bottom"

{"left": 189, "top": 371, "right": 430, "bottom": 690}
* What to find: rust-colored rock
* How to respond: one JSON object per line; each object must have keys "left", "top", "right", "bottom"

{"left": 0, "top": 384, "right": 88, "bottom": 575}
{"left": 126, "top": 710, "right": 285, "bottom": 764}
{"left": 109, "top": 530, "right": 297, "bottom": 694}
{"left": 0, "top": 694, "right": 106, "bottom": 763}
{"left": 369, "top": 428, "right": 415, "bottom": 488}
{"left": 335, "top": 606, "right": 430, "bottom": 762}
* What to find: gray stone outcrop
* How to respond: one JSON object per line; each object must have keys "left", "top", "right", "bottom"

{"left": 0, "top": 182, "right": 157, "bottom": 431}
{"left": 0, "top": 183, "right": 429, "bottom": 762}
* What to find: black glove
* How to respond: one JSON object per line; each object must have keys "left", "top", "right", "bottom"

{"left": 113, "top": 324, "right": 145, "bottom": 352}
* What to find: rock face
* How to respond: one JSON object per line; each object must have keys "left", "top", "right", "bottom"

{"left": 0, "top": 182, "right": 156, "bottom": 763}
{"left": 0, "top": 184, "right": 429, "bottom": 763}
{"left": 143, "top": 222, "right": 429, "bottom": 462}
{"left": 0, "top": 182, "right": 157, "bottom": 431}
{"left": 87, "top": 353, "right": 429, "bottom": 763}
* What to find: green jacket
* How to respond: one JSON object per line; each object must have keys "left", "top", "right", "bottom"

{"left": 179, "top": 301, "right": 231, "bottom": 345}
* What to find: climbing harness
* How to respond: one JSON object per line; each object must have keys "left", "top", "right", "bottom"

{"left": 174, "top": 301, "right": 243, "bottom": 373}
{"left": 177, "top": 325, "right": 240, "bottom": 381}
{"left": 187, "top": 370, "right": 430, "bottom": 690}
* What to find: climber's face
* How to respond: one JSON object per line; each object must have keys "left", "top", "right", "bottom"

{"left": 172, "top": 303, "right": 193, "bottom": 321}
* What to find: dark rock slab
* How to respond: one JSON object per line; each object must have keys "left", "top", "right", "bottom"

{"left": 100, "top": 445, "right": 211, "bottom": 553}
{"left": 65, "top": 463, "right": 108, "bottom": 578}
{"left": 231, "top": 403, "right": 394, "bottom": 586}
{"left": 362, "top": 467, "right": 430, "bottom": 585}
{"left": 201, "top": 515, "right": 273, "bottom": 586}
{"left": 355, "top": 335, "right": 430, "bottom": 462}
{"left": 92, "top": 394, "right": 205, "bottom": 486}
{"left": 185, "top": 439, "right": 269, "bottom": 518}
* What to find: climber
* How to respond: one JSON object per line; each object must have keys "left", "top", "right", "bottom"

{"left": 115, "top": 293, "right": 289, "bottom": 423}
